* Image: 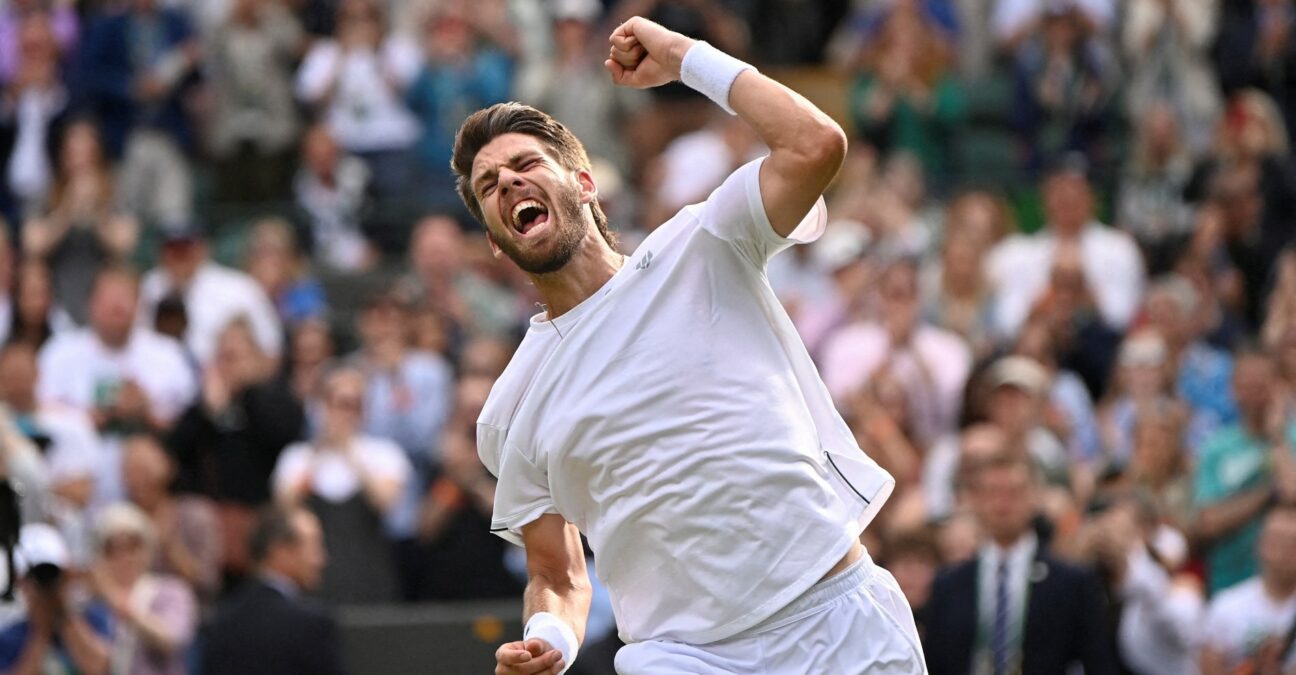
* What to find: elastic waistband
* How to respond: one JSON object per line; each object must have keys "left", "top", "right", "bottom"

{"left": 745, "top": 550, "right": 875, "bottom": 635}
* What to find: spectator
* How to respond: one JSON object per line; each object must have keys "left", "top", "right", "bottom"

{"left": 992, "top": 0, "right": 1116, "bottom": 57}
{"left": 37, "top": 266, "right": 196, "bottom": 503}
{"left": 0, "top": 0, "right": 78, "bottom": 89}
{"left": 167, "top": 318, "right": 302, "bottom": 580}
{"left": 1098, "top": 330, "right": 1207, "bottom": 464}
{"left": 1117, "top": 103, "right": 1199, "bottom": 275}
{"left": 1142, "top": 275, "right": 1237, "bottom": 435}
{"left": 404, "top": 1, "right": 512, "bottom": 212}
{"left": 1121, "top": 0, "right": 1220, "bottom": 155}
{"left": 285, "top": 316, "right": 335, "bottom": 403}
{"left": 292, "top": 122, "right": 375, "bottom": 272}
{"left": 401, "top": 213, "right": 524, "bottom": 341}
{"left": 243, "top": 216, "right": 328, "bottom": 327}
{"left": 880, "top": 527, "right": 943, "bottom": 638}
{"left": 22, "top": 119, "right": 138, "bottom": 324}
{"left": 1199, "top": 505, "right": 1296, "bottom": 675}
{"left": 272, "top": 364, "right": 410, "bottom": 603}
{"left": 986, "top": 161, "right": 1145, "bottom": 341}
{"left": 0, "top": 10, "right": 72, "bottom": 223}
{"left": 347, "top": 287, "right": 453, "bottom": 593}
{"left": 1011, "top": 3, "right": 1121, "bottom": 178}
{"left": 516, "top": 0, "right": 645, "bottom": 177}
{"left": 923, "top": 452, "right": 1117, "bottom": 674}
{"left": 849, "top": 1, "right": 964, "bottom": 190}
{"left": 206, "top": 0, "right": 305, "bottom": 203}
{"left": 1192, "top": 350, "right": 1296, "bottom": 593}
{"left": 1213, "top": 0, "right": 1296, "bottom": 141}
{"left": 821, "top": 257, "right": 972, "bottom": 444}
{"left": 920, "top": 192, "right": 1007, "bottom": 359}
{"left": 1069, "top": 490, "right": 1204, "bottom": 675}
{"left": 785, "top": 219, "right": 872, "bottom": 358}
{"left": 294, "top": 0, "right": 421, "bottom": 198}
{"left": 0, "top": 524, "right": 114, "bottom": 674}
{"left": 138, "top": 222, "right": 283, "bottom": 366}
{"left": 200, "top": 505, "right": 347, "bottom": 675}
{"left": 980, "top": 356, "right": 1074, "bottom": 490}
{"left": 7, "top": 259, "right": 73, "bottom": 349}
{"left": 122, "top": 433, "right": 221, "bottom": 601}
{"left": 1013, "top": 317, "right": 1103, "bottom": 468}
{"left": 0, "top": 225, "right": 12, "bottom": 342}
{"left": 78, "top": 0, "right": 201, "bottom": 228}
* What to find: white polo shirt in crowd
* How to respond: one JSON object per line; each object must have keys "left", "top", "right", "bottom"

{"left": 479, "top": 158, "right": 894, "bottom": 646}
{"left": 139, "top": 261, "right": 283, "bottom": 365}
{"left": 1201, "top": 576, "right": 1296, "bottom": 672}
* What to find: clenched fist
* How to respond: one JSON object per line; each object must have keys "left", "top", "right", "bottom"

{"left": 604, "top": 16, "right": 696, "bottom": 89}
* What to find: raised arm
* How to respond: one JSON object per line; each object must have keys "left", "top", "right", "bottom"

{"left": 605, "top": 17, "right": 847, "bottom": 237}
{"left": 494, "top": 513, "right": 592, "bottom": 675}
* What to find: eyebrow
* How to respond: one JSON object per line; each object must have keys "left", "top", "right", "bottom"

{"left": 473, "top": 152, "right": 542, "bottom": 195}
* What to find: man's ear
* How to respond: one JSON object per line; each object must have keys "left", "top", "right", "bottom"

{"left": 576, "top": 168, "right": 598, "bottom": 205}
{"left": 485, "top": 231, "right": 503, "bottom": 258}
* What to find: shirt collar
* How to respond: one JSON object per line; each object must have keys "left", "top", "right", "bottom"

{"left": 259, "top": 570, "right": 300, "bottom": 598}
{"left": 981, "top": 530, "right": 1038, "bottom": 570}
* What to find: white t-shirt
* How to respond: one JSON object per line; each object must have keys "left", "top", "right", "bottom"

{"left": 36, "top": 328, "right": 197, "bottom": 424}
{"left": 294, "top": 37, "right": 422, "bottom": 153}
{"left": 273, "top": 436, "right": 411, "bottom": 505}
{"left": 139, "top": 262, "right": 283, "bottom": 365}
{"left": 478, "top": 158, "right": 895, "bottom": 645}
{"left": 1201, "top": 577, "right": 1296, "bottom": 672}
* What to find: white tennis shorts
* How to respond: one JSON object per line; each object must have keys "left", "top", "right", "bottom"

{"left": 613, "top": 551, "right": 927, "bottom": 674}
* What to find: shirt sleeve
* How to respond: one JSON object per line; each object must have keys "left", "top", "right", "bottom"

{"left": 488, "top": 439, "right": 557, "bottom": 548}
{"left": 700, "top": 157, "right": 827, "bottom": 269}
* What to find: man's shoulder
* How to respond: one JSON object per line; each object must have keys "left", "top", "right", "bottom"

{"left": 1207, "top": 576, "right": 1262, "bottom": 614}
{"left": 40, "top": 328, "right": 93, "bottom": 358}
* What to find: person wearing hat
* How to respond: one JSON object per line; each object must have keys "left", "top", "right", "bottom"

{"left": 0, "top": 523, "right": 114, "bottom": 675}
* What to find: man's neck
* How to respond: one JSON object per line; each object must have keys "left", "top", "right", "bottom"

{"left": 1262, "top": 574, "right": 1296, "bottom": 602}
{"left": 258, "top": 568, "right": 300, "bottom": 597}
{"left": 530, "top": 233, "right": 625, "bottom": 319}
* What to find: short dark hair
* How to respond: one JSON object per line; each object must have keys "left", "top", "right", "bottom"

{"left": 451, "top": 102, "right": 616, "bottom": 249}
{"left": 249, "top": 505, "right": 304, "bottom": 564}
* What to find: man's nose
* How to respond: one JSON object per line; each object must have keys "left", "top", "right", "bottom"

{"left": 497, "top": 170, "right": 524, "bottom": 195}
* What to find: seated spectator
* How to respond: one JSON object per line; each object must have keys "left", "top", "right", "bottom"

{"left": 1098, "top": 330, "right": 1210, "bottom": 463}
{"left": 206, "top": 0, "right": 305, "bottom": 204}
{"left": 201, "top": 505, "right": 346, "bottom": 675}
{"left": 294, "top": 0, "right": 421, "bottom": 197}
{"left": 22, "top": 119, "right": 138, "bottom": 324}
{"left": 920, "top": 191, "right": 1008, "bottom": 360}
{"left": 1142, "top": 275, "right": 1237, "bottom": 433}
{"left": 78, "top": 0, "right": 201, "bottom": 228}
{"left": 0, "top": 524, "right": 113, "bottom": 674}
{"left": 845, "top": 367, "right": 926, "bottom": 492}
{"left": 981, "top": 356, "right": 1073, "bottom": 490}
{"left": 167, "top": 318, "right": 302, "bottom": 580}
{"left": 821, "top": 257, "right": 972, "bottom": 444}
{"left": 848, "top": 1, "right": 963, "bottom": 190}
{"left": 243, "top": 216, "right": 328, "bottom": 327}
{"left": 285, "top": 317, "right": 335, "bottom": 403}
{"left": 1121, "top": 0, "right": 1220, "bottom": 155}
{"left": 7, "top": 259, "right": 72, "bottom": 349}
{"left": 1192, "top": 350, "right": 1296, "bottom": 593}
{"left": 1117, "top": 104, "right": 1198, "bottom": 275}
{"left": 1011, "top": 3, "right": 1120, "bottom": 177}
{"left": 401, "top": 214, "right": 525, "bottom": 341}
{"left": 273, "top": 364, "right": 410, "bottom": 604}
{"left": 1013, "top": 318, "right": 1102, "bottom": 469}
{"left": 923, "top": 452, "right": 1117, "bottom": 674}
{"left": 786, "top": 219, "right": 872, "bottom": 358}
{"left": 1199, "top": 506, "right": 1296, "bottom": 675}
{"left": 0, "top": 10, "right": 72, "bottom": 223}
{"left": 404, "top": 1, "right": 512, "bottom": 212}
{"left": 37, "top": 266, "right": 196, "bottom": 503}
{"left": 992, "top": 0, "right": 1115, "bottom": 57}
{"left": 88, "top": 503, "right": 197, "bottom": 675}
{"left": 1068, "top": 490, "right": 1203, "bottom": 675}
{"left": 292, "top": 123, "right": 375, "bottom": 272}
{"left": 643, "top": 112, "right": 763, "bottom": 228}
{"left": 122, "top": 433, "right": 221, "bottom": 601}
{"left": 987, "top": 160, "right": 1145, "bottom": 341}
{"left": 0, "top": 0, "right": 78, "bottom": 88}
{"left": 138, "top": 222, "right": 282, "bottom": 366}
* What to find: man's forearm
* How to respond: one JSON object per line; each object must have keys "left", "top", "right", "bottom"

{"left": 523, "top": 569, "right": 592, "bottom": 646}
{"left": 1193, "top": 485, "right": 1272, "bottom": 544}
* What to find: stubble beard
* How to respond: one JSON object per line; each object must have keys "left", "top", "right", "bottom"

{"left": 497, "top": 184, "right": 588, "bottom": 275}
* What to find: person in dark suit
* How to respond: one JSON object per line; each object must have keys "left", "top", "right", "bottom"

{"left": 924, "top": 451, "right": 1118, "bottom": 675}
{"left": 201, "top": 505, "right": 348, "bottom": 675}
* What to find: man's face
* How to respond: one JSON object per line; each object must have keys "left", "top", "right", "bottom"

{"left": 1233, "top": 356, "right": 1275, "bottom": 419}
{"left": 122, "top": 437, "right": 169, "bottom": 504}
{"left": 1043, "top": 172, "right": 1093, "bottom": 236}
{"left": 987, "top": 386, "right": 1037, "bottom": 435}
{"left": 879, "top": 265, "right": 919, "bottom": 337}
{"left": 1260, "top": 510, "right": 1296, "bottom": 584}
{"left": 469, "top": 133, "right": 592, "bottom": 274}
{"left": 410, "top": 217, "right": 462, "bottom": 276}
{"left": 971, "top": 464, "right": 1037, "bottom": 544}
{"left": 288, "top": 512, "right": 327, "bottom": 590}
{"left": 89, "top": 275, "right": 139, "bottom": 347}
{"left": 0, "top": 348, "right": 36, "bottom": 408}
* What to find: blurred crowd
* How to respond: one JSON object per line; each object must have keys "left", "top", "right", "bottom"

{"left": 0, "top": 0, "right": 1294, "bottom": 673}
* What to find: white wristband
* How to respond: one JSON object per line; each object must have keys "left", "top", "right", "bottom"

{"left": 523, "top": 612, "right": 578, "bottom": 673}
{"left": 679, "top": 41, "right": 755, "bottom": 115}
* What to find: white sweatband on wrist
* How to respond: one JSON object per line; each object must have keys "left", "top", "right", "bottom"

{"left": 679, "top": 41, "right": 755, "bottom": 115}
{"left": 523, "top": 612, "right": 578, "bottom": 673}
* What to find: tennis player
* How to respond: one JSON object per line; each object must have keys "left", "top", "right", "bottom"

{"left": 452, "top": 15, "right": 925, "bottom": 675}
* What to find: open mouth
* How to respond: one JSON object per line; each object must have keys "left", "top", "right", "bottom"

{"left": 511, "top": 199, "right": 550, "bottom": 235}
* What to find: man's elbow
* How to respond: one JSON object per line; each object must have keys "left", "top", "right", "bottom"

{"left": 788, "top": 120, "right": 847, "bottom": 180}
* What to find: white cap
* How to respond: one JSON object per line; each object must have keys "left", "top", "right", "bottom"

{"left": 551, "top": 0, "right": 600, "bottom": 22}
{"left": 813, "top": 219, "right": 871, "bottom": 272}
{"left": 16, "top": 524, "right": 69, "bottom": 575}
{"left": 988, "top": 356, "right": 1050, "bottom": 397}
